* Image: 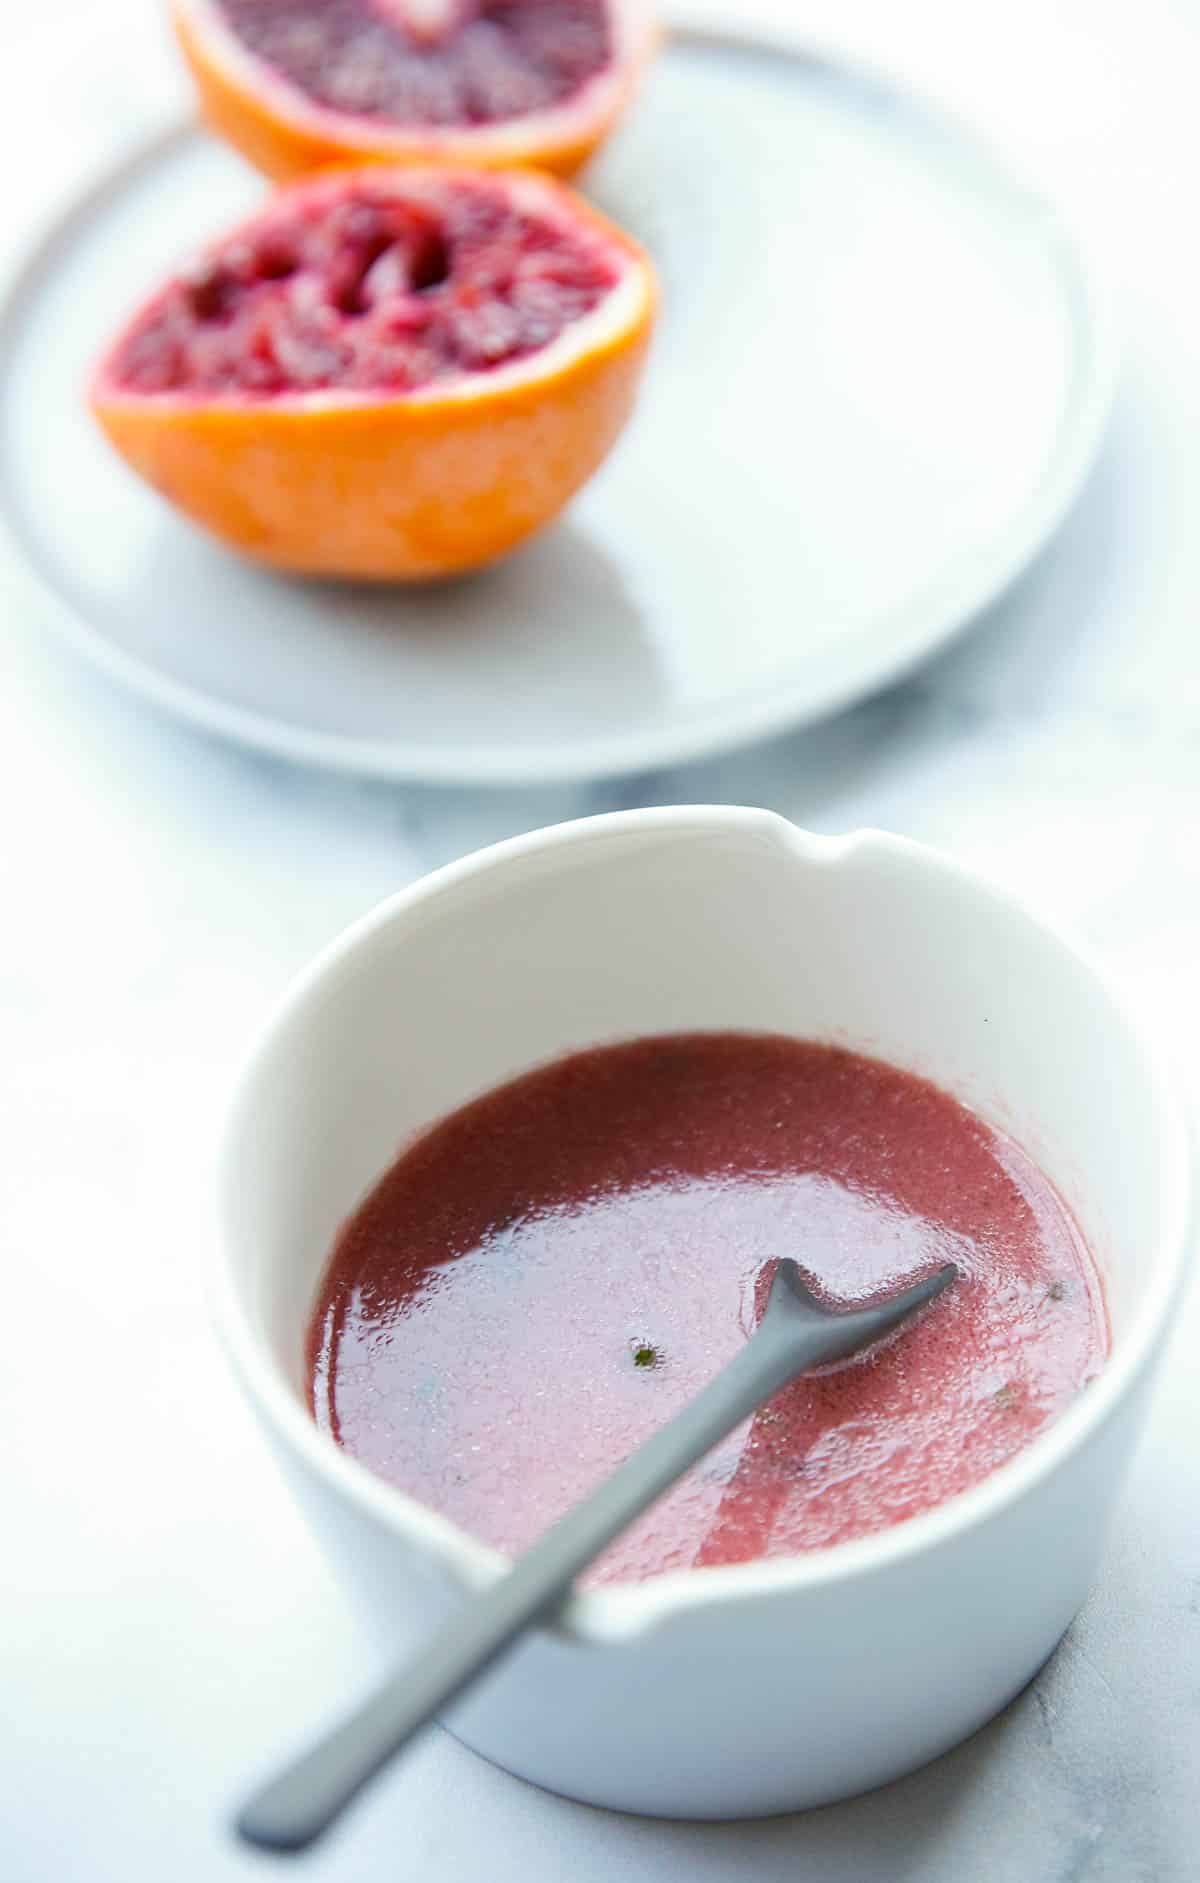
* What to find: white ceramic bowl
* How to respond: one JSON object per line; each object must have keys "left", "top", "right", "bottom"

{"left": 217, "top": 808, "right": 1193, "bottom": 1818}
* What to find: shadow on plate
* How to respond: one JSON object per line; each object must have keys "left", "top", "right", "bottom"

{"left": 122, "top": 514, "right": 670, "bottom": 750}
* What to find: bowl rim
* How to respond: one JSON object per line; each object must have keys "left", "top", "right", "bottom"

{"left": 214, "top": 805, "right": 1195, "bottom": 1644}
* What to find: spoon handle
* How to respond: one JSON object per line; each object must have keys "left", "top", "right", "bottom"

{"left": 238, "top": 1260, "right": 954, "bottom": 1852}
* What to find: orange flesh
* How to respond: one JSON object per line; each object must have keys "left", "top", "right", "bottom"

{"left": 216, "top": 0, "right": 613, "bottom": 128}
{"left": 105, "top": 172, "right": 620, "bottom": 396}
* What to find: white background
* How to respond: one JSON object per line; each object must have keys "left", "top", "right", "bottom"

{"left": 3, "top": 3, "right": 1200, "bottom": 1879}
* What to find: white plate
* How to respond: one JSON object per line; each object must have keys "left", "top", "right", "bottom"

{"left": 0, "top": 29, "right": 1114, "bottom": 785}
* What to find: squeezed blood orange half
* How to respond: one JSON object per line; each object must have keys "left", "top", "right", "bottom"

{"left": 90, "top": 164, "right": 656, "bottom": 579}
{"left": 171, "top": 0, "right": 657, "bottom": 180}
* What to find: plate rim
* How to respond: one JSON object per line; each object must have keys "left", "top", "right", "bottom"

{"left": 0, "top": 27, "right": 1119, "bottom": 786}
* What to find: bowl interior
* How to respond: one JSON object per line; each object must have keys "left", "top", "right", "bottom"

{"left": 223, "top": 810, "right": 1184, "bottom": 1440}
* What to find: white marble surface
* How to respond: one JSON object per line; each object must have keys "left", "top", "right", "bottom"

{"left": 3, "top": 2, "right": 1200, "bottom": 1878}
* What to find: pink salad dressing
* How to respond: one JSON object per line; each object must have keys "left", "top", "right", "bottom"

{"left": 308, "top": 1034, "right": 1107, "bottom": 1584}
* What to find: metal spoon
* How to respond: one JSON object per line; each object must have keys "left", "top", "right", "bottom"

{"left": 238, "top": 1256, "right": 957, "bottom": 1853}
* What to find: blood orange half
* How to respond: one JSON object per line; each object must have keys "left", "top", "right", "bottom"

{"left": 89, "top": 164, "right": 656, "bottom": 581}
{"left": 171, "top": 0, "right": 657, "bottom": 181}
